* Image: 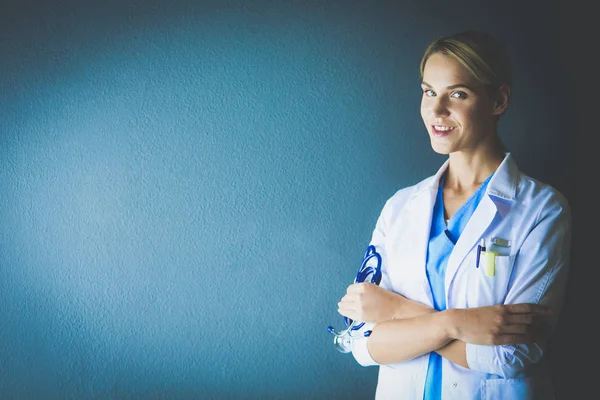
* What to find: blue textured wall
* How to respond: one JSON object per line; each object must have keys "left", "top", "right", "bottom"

{"left": 0, "top": 1, "right": 576, "bottom": 399}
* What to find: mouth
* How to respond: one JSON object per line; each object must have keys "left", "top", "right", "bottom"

{"left": 431, "top": 125, "right": 455, "bottom": 136}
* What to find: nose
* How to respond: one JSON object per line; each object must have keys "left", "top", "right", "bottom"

{"left": 431, "top": 96, "right": 450, "bottom": 117}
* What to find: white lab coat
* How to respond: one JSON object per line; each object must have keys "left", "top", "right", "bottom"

{"left": 351, "top": 153, "right": 571, "bottom": 400}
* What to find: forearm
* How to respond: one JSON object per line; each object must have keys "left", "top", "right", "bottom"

{"left": 386, "top": 295, "right": 469, "bottom": 366}
{"left": 436, "top": 339, "right": 468, "bottom": 368}
{"left": 368, "top": 302, "right": 550, "bottom": 370}
{"left": 348, "top": 289, "right": 547, "bottom": 368}
{"left": 367, "top": 310, "right": 455, "bottom": 364}
{"left": 392, "top": 295, "right": 436, "bottom": 320}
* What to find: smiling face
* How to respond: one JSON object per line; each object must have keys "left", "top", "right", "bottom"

{"left": 420, "top": 53, "right": 506, "bottom": 156}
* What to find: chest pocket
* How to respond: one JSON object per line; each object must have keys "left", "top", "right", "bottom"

{"left": 466, "top": 254, "right": 516, "bottom": 307}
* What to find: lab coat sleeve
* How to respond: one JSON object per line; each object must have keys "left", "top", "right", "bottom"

{"left": 351, "top": 197, "right": 395, "bottom": 367}
{"left": 466, "top": 193, "right": 571, "bottom": 378}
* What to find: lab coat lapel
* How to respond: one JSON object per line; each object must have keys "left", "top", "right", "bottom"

{"left": 400, "top": 185, "right": 437, "bottom": 306}
{"left": 444, "top": 194, "right": 497, "bottom": 290}
{"left": 444, "top": 153, "right": 518, "bottom": 290}
{"left": 404, "top": 187, "right": 437, "bottom": 282}
{"left": 398, "top": 158, "right": 449, "bottom": 305}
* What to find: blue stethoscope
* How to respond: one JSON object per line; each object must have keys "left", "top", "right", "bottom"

{"left": 327, "top": 245, "right": 382, "bottom": 353}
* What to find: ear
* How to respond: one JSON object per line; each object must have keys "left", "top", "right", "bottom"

{"left": 492, "top": 84, "right": 510, "bottom": 116}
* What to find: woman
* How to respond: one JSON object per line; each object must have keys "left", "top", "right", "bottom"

{"left": 336, "top": 30, "right": 571, "bottom": 399}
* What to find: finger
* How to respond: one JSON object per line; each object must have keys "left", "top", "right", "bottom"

{"left": 505, "top": 314, "right": 537, "bottom": 325}
{"left": 346, "top": 282, "right": 371, "bottom": 293}
{"left": 338, "top": 301, "right": 355, "bottom": 314}
{"left": 340, "top": 293, "right": 359, "bottom": 303}
{"left": 498, "top": 323, "right": 535, "bottom": 336}
{"left": 337, "top": 309, "right": 356, "bottom": 320}
{"left": 512, "top": 314, "right": 552, "bottom": 327}
{"left": 493, "top": 334, "right": 536, "bottom": 346}
{"left": 504, "top": 303, "right": 553, "bottom": 315}
{"left": 337, "top": 305, "right": 358, "bottom": 320}
{"left": 498, "top": 321, "right": 547, "bottom": 338}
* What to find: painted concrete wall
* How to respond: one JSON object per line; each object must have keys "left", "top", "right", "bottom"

{"left": 1, "top": 1, "right": 577, "bottom": 399}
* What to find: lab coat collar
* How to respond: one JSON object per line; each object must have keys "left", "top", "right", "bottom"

{"left": 411, "top": 152, "right": 519, "bottom": 203}
{"left": 415, "top": 152, "right": 519, "bottom": 194}
{"left": 410, "top": 158, "right": 450, "bottom": 195}
{"left": 486, "top": 152, "right": 518, "bottom": 204}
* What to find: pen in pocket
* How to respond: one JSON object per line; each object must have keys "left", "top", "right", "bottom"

{"left": 476, "top": 238, "right": 485, "bottom": 268}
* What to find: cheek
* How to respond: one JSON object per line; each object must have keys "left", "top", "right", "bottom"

{"left": 455, "top": 105, "right": 481, "bottom": 125}
{"left": 420, "top": 99, "right": 428, "bottom": 119}
{"left": 469, "top": 100, "right": 495, "bottom": 119}
{"left": 465, "top": 106, "right": 491, "bottom": 126}
{"left": 461, "top": 110, "right": 477, "bottom": 123}
{"left": 420, "top": 109, "right": 429, "bottom": 125}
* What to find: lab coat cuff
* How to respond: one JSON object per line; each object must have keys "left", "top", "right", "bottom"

{"left": 352, "top": 338, "right": 378, "bottom": 367}
{"left": 351, "top": 329, "right": 379, "bottom": 367}
{"left": 465, "top": 343, "right": 493, "bottom": 371}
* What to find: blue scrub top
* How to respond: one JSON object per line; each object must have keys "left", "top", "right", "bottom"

{"left": 423, "top": 172, "right": 493, "bottom": 400}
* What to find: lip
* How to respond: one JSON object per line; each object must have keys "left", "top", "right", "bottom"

{"left": 431, "top": 125, "right": 455, "bottom": 136}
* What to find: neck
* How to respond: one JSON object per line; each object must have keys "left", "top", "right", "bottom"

{"left": 445, "top": 144, "right": 505, "bottom": 190}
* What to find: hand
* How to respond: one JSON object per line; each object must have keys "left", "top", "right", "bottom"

{"left": 449, "top": 303, "right": 553, "bottom": 346}
{"left": 337, "top": 282, "right": 405, "bottom": 323}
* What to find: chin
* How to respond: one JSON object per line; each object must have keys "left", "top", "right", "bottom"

{"left": 430, "top": 140, "right": 452, "bottom": 155}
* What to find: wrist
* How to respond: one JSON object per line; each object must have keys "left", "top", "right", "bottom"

{"left": 440, "top": 308, "right": 460, "bottom": 340}
{"left": 390, "top": 297, "right": 403, "bottom": 320}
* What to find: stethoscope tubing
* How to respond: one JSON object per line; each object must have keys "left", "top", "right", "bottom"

{"left": 328, "top": 245, "right": 382, "bottom": 340}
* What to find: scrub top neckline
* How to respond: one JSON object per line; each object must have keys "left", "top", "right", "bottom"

{"left": 441, "top": 172, "right": 494, "bottom": 229}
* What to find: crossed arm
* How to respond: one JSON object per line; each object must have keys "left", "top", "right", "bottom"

{"left": 337, "top": 282, "right": 552, "bottom": 367}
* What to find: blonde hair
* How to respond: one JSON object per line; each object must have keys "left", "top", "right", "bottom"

{"left": 419, "top": 30, "right": 512, "bottom": 92}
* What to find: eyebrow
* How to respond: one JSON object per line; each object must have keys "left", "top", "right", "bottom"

{"left": 421, "top": 81, "right": 475, "bottom": 92}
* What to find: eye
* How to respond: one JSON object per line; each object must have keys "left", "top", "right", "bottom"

{"left": 423, "top": 89, "right": 435, "bottom": 97}
{"left": 451, "top": 91, "right": 467, "bottom": 99}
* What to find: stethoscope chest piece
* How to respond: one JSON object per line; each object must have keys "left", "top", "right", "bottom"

{"left": 332, "top": 331, "right": 353, "bottom": 353}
